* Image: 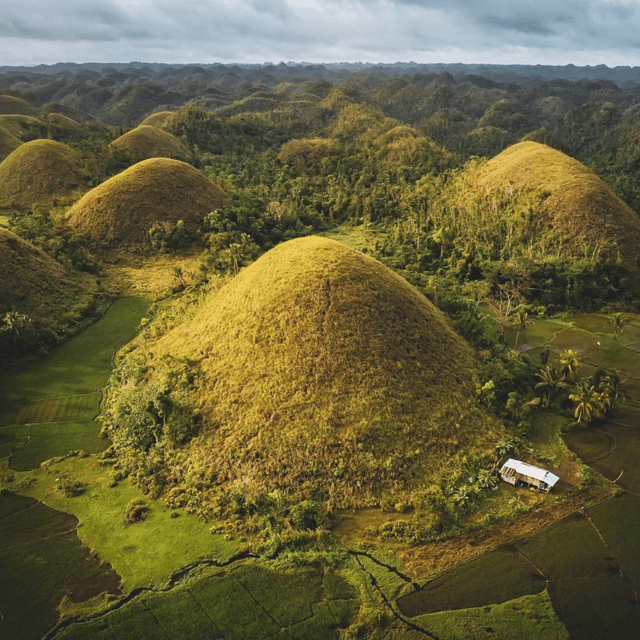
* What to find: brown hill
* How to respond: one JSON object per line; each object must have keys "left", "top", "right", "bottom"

{"left": 0, "top": 139, "right": 84, "bottom": 208}
{"left": 469, "top": 141, "right": 640, "bottom": 279}
{"left": 65, "top": 158, "right": 225, "bottom": 246}
{"left": 140, "top": 111, "right": 176, "bottom": 128}
{"left": 150, "top": 236, "right": 500, "bottom": 510}
{"left": 0, "top": 228, "right": 84, "bottom": 328}
{"left": 110, "top": 124, "right": 187, "bottom": 160}
{"left": 0, "top": 95, "right": 36, "bottom": 116}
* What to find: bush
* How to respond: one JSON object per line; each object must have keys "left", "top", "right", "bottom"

{"left": 123, "top": 499, "right": 150, "bottom": 525}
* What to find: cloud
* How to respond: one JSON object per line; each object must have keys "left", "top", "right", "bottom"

{"left": 1, "top": 0, "right": 640, "bottom": 65}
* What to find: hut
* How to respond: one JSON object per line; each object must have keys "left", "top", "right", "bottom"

{"left": 499, "top": 459, "right": 560, "bottom": 493}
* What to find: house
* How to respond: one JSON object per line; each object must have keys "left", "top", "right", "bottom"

{"left": 499, "top": 458, "right": 560, "bottom": 493}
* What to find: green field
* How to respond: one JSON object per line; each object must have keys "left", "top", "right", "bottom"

{"left": 53, "top": 564, "right": 359, "bottom": 640}
{"left": 0, "top": 298, "right": 149, "bottom": 471}
{"left": 0, "top": 492, "right": 120, "bottom": 640}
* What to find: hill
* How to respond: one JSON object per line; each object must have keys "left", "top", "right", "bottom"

{"left": 146, "top": 236, "right": 501, "bottom": 511}
{"left": 110, "top": 124, "right": 187, "bottom": 160}
{"left": 468, "top": 141, "right": 640, "bottom": 280}
{"left": 139, "top": 111, "right": 176, "bottom": 128}
{"left": 0, "top": 139, "right": 84, "bottom": 208}
{"left": 0, "top": 228, "right": 85, "bottom": 330}
{"left": 65, "top": 158, "right": 225, "bottom": 246}
{"left": 0, "top": 94, "right": 36, "bottom": 115}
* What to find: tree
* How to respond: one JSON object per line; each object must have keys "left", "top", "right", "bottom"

{"left": 569, "top": 378, "right": 604, "bottom": 424}
{"left": 2, "top": 311, "right": 31, "bottom": 356}
{"left": 558, "top": 349, "right": 580, "bottom": 381}
{"left": 513, "top": 309, "right": 531, "bottom": 351}
{"left": 535, "top": 364, "right": 564, "bottom": 409}
{"left": 609, "top": 312, "right": 625, "bottom": 339}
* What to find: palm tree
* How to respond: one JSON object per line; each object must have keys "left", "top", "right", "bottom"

{"left": 558, "top": 349, "right": 580, "bottom": 381}
{"left": 513, "top": 309, "right": 530, "bottom": 351}
{"left": 2, "top": 311, "right": 31, "bottom": 355}
{"left": 569, "top": 379, "right": 604, "bottom": 424}
{"left": 535, "top": 364, "right": 564, "bottom": 409}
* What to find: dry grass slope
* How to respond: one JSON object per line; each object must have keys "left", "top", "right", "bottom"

{"left": 0, "top": 94, "right": 36, "bottom": 115}
{"left": 0, "top": 125, "right": 21, "bottom": 160}
{"left": 111, "top": 124, "right": 187, "bottom": 160}
{"left": 140, "top": 110, "right": 177, "bottom": 128}
{"left": 0, "top": 139, "right": 84, "bottom": 208}
{"left": 471, "top": 141, "right": 640, "bottom": 279}
{"left": 0, "top": 228, "right": 83, "bottom": 326}
{"left": 158, "top": 236, "right": 501, "bottom": 509}
{"left": 65, "top": 158, "right": 225, "bottom": 246}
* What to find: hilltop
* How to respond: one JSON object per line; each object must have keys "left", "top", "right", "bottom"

{"left": 65, "top": 158, "right": 225, "bottom": 246}
{"left": 119, "top": 237, "right": 502, "bottom": 513}
{"left": 0, "top": 139, "right": 85, "bottom": 208}
{"left": 467, "top": 141, "right": 640, "bottom": 281}
{"left": 110, "top": 124, "right": 187, "bottom": 161}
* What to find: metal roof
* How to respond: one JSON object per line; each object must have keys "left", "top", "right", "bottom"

{"left": 500, "top": 458, "right": 560, "bottom": 487}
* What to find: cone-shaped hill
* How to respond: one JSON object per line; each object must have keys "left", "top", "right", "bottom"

{"left": 65, "top": 158, "right": 225, "bottom": 246}
{"left": 0, "top": 228, "right": 84, "bottom": 328}
{"left": 0, "top": 139, "right": 85, "bottom": 208}
{"left": 110, "top": 125, "right": 187, "bottom": 160}
{"left": 155, "top": 236, "right": 501, "bottom": 509}
{"left": 0, "top": 95, "right": 36, "bottom": 116}
{"left": 140, "top": 110, "right": 176, "bottom": 128}
{"left": 469, "top": 141, "right": 640, "bottom": 281}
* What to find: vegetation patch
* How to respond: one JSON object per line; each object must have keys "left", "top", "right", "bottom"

{"left": 65, "top": 158, "right": 225, "bottom": 246}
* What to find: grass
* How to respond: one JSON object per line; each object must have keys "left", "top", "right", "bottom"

{"left": 397, "top": 592, "right": 569, "bottom": 640}
{"left": 0, "top": 94, "right": 35, "bottom": 115}
{"left": 65, "top": 157, "right": 225, "bottom": 246}
{"left": 0, "top": 139, "right": 84, "bottom": 208}
{"left": 469, "top": 141, "right": 640, "bottom": 282}
{"left": 396, "top": 547, "right": 545, "bottom": 616}
{"left": 0, "top": 492, "right": 120, "bottom": 640}
{"left": 139, "top": 110, "right": 176, "bottom": 128}
{"left": 54, "top": 563, "right": 359, "bottom": 640}
{"left": 150, "top": 236, "right": 502, "bottom": 511}
{"left": 0, "top": 297, "right": 150, "bottom": 423}
{"left": 0, "top": 123, "right": 22, "bottom": 159}
{"left": 111, "top": 125, "right": 187, "bottom": 160}
{"left": 14, "top": 455, "right": 239, "bottom": 590}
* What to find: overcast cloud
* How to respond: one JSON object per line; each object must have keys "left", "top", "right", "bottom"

{"left": 2, "top": 0, "right": 640, "bottom": 66}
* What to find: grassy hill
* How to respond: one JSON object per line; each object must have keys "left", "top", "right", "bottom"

{"left": 469, "top": 141, "right": 640, "bottom": 279}
{"left": 135, "top": 236, "right": 502, "bottom": 513}
{"left": 139, "top": 110, "right": 176, "bottom": 128}
{"left": 0, "top": 94, "right": 36, "bottom": 115}
{"left": 0, "top": 228, "right": 88, "bottom": 332}
{"left": 0, "top": 139, "right": 85, "bottom": 208}
{"left": 110, "top": 124, "right": 187, "bottom": 160}
{"left": 0, "top": 124, "right": 22, "bottom": 160}
{"left": 65, "top": 158, "right": 225, "bottom": 246}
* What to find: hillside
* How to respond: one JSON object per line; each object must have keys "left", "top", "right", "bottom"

{"left": 65, "top": 158, "right": 225, "bottom": 246}
{"left": 468, "top": 141, "right": 640, "bottom": 280}
{"left": 0, "top": 139, "right": 85, "bottom": 208}
{"left": 138, "top": 236, "right": 501, "bottom": 511}
{"left": 0, "top": 228, "right": 86, "bottom": 330}
{"left": 110, "top": 124, "right": 187, "bottom": 160}
{"left": 0, "top": 94, "right": 36, "bottom": 115}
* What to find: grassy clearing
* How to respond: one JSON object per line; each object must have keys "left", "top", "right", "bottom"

{"left": 396, "top": 547, "right": 545, "bottom": 617}
{"left": 0, "top": 297, "right": 149, "bottom": 423}
{"left": 55, "top": 564, "right": 359, "bottom": 640}
{"left": 0, "top": 213, "right": 8, "bottom": 227}
{"left": 396, "top": 592, "right": 569, "bottom": 640}
{"left": 14, "top": 455, "right": 239, "bottom": 590}
{"left": 1, "top": 420, "right": 108, "bottom": 471}
{"left": 0, "top": 492, "right": 120, "bottom": 640}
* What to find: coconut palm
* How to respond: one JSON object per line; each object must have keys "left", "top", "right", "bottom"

{"left": 569, "top": 378, "right": 604, "bottom": 424}
{"left": 535, "top": 364, "right": 564, "bottom": 409}
{"left": 558, "top": 349, "right": 580, "bottom": 381}
{"left": 513, "top": 309, "right": 530, "bottom": 351}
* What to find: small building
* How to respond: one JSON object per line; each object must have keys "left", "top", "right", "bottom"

{"left": 499, "top": 458, "right": 560, "bottom": 493}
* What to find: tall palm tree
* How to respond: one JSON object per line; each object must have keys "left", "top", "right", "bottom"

{"left": 535, "top": 364, "right": 564, "bottom": 409}
{"left": 513, "top": 309, "right": 530, "bottom": 351}
{"left": 609, "top": 312, "right": 625, "bottom": 339}
{"left": 558, "top": 349, "right": 580, "bottom": 381}
{"left": 569, "top": 378, "right": 604, "bottom": 424}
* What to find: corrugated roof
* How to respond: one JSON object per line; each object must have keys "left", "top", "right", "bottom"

{"left": 500, "top": 458, "right": 560, "bottom": 487}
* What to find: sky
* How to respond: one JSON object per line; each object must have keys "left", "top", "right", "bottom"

{"left": 2, "top": 0, "right": 640, "bottom": 67}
